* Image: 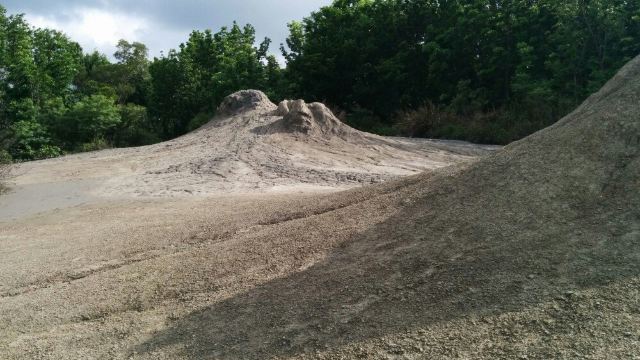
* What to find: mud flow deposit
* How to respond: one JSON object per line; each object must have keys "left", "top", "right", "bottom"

{"left": 1, "top": 54, "right": 639, "bottom": 359}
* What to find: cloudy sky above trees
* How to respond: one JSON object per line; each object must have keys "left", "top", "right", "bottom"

{"left": 2, "top": 0, "right": 331, "bottom": 61}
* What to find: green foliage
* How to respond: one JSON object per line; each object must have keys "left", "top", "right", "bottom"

{"left": 0, "top": 150, "right": 11, "bottom": 164}
{"left": 0, "top": 6, "right": 104, "bottom": 159}
{"left": 149, "top": 22, "right": 282, "bottom": 139}
{"left": 114, "top": 103, "right": 159, "bottom": 147}
{"left": 73, "top": 42, "right": 150, "bottom": 106}
{"left": 147, "top": 51, "right": 186, "bottom": 138}
{"left": 32, "top": 28, "right": 83, "bottom": 103}
{"left": 112, "top": 40, "right": 151, "bottom": 105}
{"left": 3, "top": 13, "right": 36, "bottom": 101}
{"left": 283, "top": 0, "right": 640, "bottom": 143}
{"left": 6, "top": 98, "right": 37, "bottom": 123}
{"left": 2, "top": 1, "right": 639, "bottom": 159}
{"left": 395, "top": 100, "right": 560, "bottom": 145}
{"left": 8, "top": 120, "right": 61, "bottom": 160}
{"left": 74, "top": 51, "right": 117, "bottom": 98}
{"left": 0, "top": 150, "right": 9, "bottom": 194}
{"left": 187, "top": 112, "right": 214, "bottom": 132}
{"left": 60, "top": 95, "right": 121, "bottom": 148}
{"left": 78, "top": 137, "right": 110, "bottom": 153}
{"left": 34, "top": 144, "right": 63, "bottom": 159}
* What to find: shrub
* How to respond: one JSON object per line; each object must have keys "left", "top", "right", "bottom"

{"left": 8, "top": 120, "right": 61, "bottom": 160}
{"left": 345, "top": 107, "right": 396, "bottom": 136}
{"left": 0, "top": 150, "right": 11, "bottom": 194}
{"left": 0, "top": 150, "right": 12, "bottom": 164}
{"left": 114, "top": 104, "right": 160, "bottom": 147}
{"left": 78, "top": 137, "right": 111, "bottom": 152}
{"left": 394, "top": 102, "right": 460, "bottom": 138}
{"left": 59, "top": 95, "right": 121, "bottom": 146}
{"left": 394, "top": 100, "right": 566, "bottom": 145}
{"left": 33, "top": 145, "right": 63, "bottom": 159}
{"left": 187, "top": 112, "right": 214, "bottom": 132}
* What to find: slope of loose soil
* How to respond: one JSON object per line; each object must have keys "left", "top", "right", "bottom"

{"left": 1, "top": 56, "right": 639, "bottom": 360}
{"left": 2, "top": 90, "right": 494, "bottom": 201}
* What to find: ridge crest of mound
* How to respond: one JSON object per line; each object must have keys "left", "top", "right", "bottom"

{"left": 216, "top": 90, "right": 364, "bottom": 140}
{"left": 260, "top": 99, "right": 363, "bottom": 139}
{"left": 217, "top": 90, "right": 276, "bottom": 116}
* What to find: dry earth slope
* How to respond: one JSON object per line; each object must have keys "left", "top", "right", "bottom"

{"left": 132, "top": 54, "right": 640, "bottom": 358}
{"left": 0, "top": 56, "right": 639, "bottom": 359}
{"left": 2, "top": 90, "right": 494, "bottom": 200}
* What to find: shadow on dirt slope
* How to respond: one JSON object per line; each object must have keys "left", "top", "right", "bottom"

{"left": 133, "top": 56, "right": 640, "bottom": 358}
{"left": 132, "top": 177, "right": 638, "bottom": 358}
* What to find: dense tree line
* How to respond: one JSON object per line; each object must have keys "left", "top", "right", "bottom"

{"left": 0, "top": 7, "right": 282, "bottom": 161}
{"left": 1, "top": 1, "right": 639, "bottom": 162}
{"left": 0, "top": 5, "right": 162, "bottom": 161}
{"left": 282, "top": 0, "right": 640, "bottom": 143}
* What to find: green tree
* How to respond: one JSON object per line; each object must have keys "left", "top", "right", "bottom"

{"left": 283, "top": 0, "right": 640, "bottom": 144}
{"left": 58, "top": 95, "right": 121, "bottom": 147}
{"left": 114, "top": 103, "right": 159, "bottom": 146}
{"left": 148, "top": 50, "right": 189, "bottom": 138}
{"left": 8, "top": 119, "right": 61, "bottom": 160}
{"left": 113, "top": 40, "right": 150, "bottom": 105}
{"left": 3, "top": 14, "right": 36, "bottom": 104}
{"left": 148, "top": 22, "right": 280, "bottom": 139}
{"left": 0, "top": 5, "right": 8, "bottom": 125}
{"left": 32, "top": 28, "right": 83, "bottom": 105}
{"left": 0, "top": 6, "right": 163, "bottom": 158}
{"left": 74, "top": 51, "right": 116, "bottom": 98}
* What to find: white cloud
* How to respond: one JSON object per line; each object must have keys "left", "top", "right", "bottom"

{"left": 12, "top": 0, "right": 333, "bottom": 62}
{"left": 25, "top": 8, "right": 149, "bottom": 57}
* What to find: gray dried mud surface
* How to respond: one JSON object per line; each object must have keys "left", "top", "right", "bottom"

{"left": 2, "top": 90, "right": 495, "bottom": 202}
{"left": 1, "top": 54, "right": 639, "bottom": 360}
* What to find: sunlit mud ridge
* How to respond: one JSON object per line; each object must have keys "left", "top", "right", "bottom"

{"left": 3, "top": 90, "right": 495, "bottom": 201}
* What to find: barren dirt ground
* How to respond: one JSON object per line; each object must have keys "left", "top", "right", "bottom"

{"left": 1, "top": 63, "right": 639, "bottom": 360}
{"left": 0, "top": 92, "right": 500, "bottom": 359}
{"left": 0, "top": 91, "right": 495, "bottom": 222}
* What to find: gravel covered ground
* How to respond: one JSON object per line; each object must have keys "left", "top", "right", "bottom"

{"left": 0, "top": 56, "right": 639, "bottom": 359}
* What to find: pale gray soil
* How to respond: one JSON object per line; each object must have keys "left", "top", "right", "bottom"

{"left": 0, "top": 93, "right": 494, "bottom": 224}
{"left": 0, "top": 55, "right": 639, "bottom": 360}
{"left": 0, "top": 180, "right": 97, "bottom": 222}
{"left": 4, "top": 93, "right": 496, "bottom": 202}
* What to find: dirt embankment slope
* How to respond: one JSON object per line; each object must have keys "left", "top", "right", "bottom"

{"left": 0, "top": 90, "right": 494, "bottom": 221}
{"left": 129, "top": 55, "right": 640, "bottom": 359}
{"left": 0, "top": 56, "right": 639, "bottom": 359}
{"left": 2, "top": 90, "right": 495, "bottom": 199}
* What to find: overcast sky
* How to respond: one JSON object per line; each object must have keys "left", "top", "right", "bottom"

{"left": 2, "top": 0, "right": 332, "bottom": 62}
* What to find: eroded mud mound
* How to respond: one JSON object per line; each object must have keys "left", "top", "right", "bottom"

{"left": 216, "top": 89, "right": 277, "bottom": 116}
{"left": 217, "top": 90, "right": 358, "bottom": 138}
{"left": 6, "top": 91, "right": 496, "bottom": 198}
{"left": 267, "top": 99, "right": 360, "bottom": 138}
{"left": 1, "top": 59, "right": 639, "bottom": 359}
{"left": 131, "top": 55, "right": 640, "bottom": 359}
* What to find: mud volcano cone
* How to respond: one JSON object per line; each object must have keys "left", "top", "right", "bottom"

{"left": 137, "top": 57, "right": 640, "bottom": 358}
